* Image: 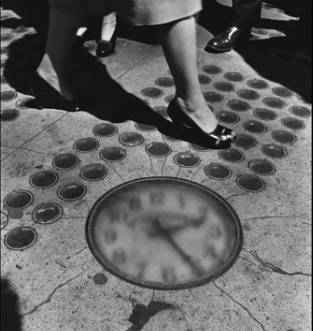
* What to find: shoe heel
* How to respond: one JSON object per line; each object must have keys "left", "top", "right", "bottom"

{"left": 167, "top": 100, "right": 198, "bottom": 129}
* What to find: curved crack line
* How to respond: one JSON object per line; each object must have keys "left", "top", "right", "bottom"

{"left": 242, "top": 215, "right": 307, "bottom": 222}
{"left": 238, "top": 256, "right": 259, "bottom": 267}
{"left": 21, "top": 272, "right": 84, "bottom": 317}
{"left": 108, "top": 163, "right": 124, "bottom": 181}
{"left": 225, "top": 192, "right": 249, "bottom": 200}
{"left": 243, "top": 250, "right": 312, "bottom": 277}
{"left": 213, "top": 281, "right": 266, "bottom": 331}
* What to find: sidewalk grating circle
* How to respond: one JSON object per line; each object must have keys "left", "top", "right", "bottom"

{"left": 262, "top": 97, "right": 286, "bottom": 109}
{"left": 261, "top": 144, "right": 288, "bottom": 158}
{"left": 73, "top": 137, "right": 99, "bottom": 152}
{"left": 233, "top": 134, "right": 257, "bottom": 149}
{"left": 93, "top": 123, "right": 118, "bottom": 137}
{"left": 155, "top": 77, "right": 174, "bottom": 87}
{"left": 238, "top": 89, "right": 260, "bottom": 100}
{"left": 135, "top": 123, "right": 156, "bottom": 132}
{"left": 272, "top": 87, "right": 293, "bottom": 98}
{"left": 243, "top": 120, "right": 268, "bottom": 133}
{"left": 218, "top": 148, "right": 245, "bottom": 163}
{"left": 202, "top": 65, "right": 223, "bottom": 75}
{"left": 271, "top": 130, "right": 297, "bottom": 145}
{"left": 146, "top": 142, "right": 172, "bottom": 158}
{"left": 236, "top": 174, "right": 265, "bottom": 192}
{"left": 224, "top": 72, "right": 244, "bottom": 82}
{"left": 199, "top": 74, "right": 211, "bottom": 84}
{"left": 141, "top": 87, "right": 163, "bottom": 99}
{"left": 281, "top": 117, "right": 305, "bottom": 130}
{"left": 204, "top": 163, "right": 232, "bottom": 180}
{"left": 204, "top": 91, "right": 224, "bottom": 103}
{"left": 253, "top": 108, "right": 277, "bottom": 121}
{"left": 119, "top": 132, "right": 144, "bottom": 147}
{"left": 32, "top": 203, "right": 63, "bottom": 224}
{"left": 30, "top": 170, "right": 58, "bottom": 189}
{"left": 57, "top": 183, "right": 87, "bottom": 201}
{"left": 248, "top": 159, "right": 276, "bottom": 176}
{"left": 247, "top": 79, "right": 269, "bottom": 89}
{"left": 289, "top": 105, "right": 311, "bottom": 118}
{"left": 213, "top": 81, "right": 234, "bottom": 92}
{"left": 227, "top": 99, "right": 251, "bottom": 112}
{"left": 4, "top": 227, "right": 37, "bottom": 250}
{"left": 100, "top": 147, "right": 126, "bottom": 162}
{"left": 52, "top": 153, "right": 80, "bottom": 170}
{"left": 80, "top": 164, "right": 108, "bottom": 181}
{"left": 1, "top": 211, "right": 9, "bottom": 230}
{"left": 217, "top": 111, "right": 240, "bottom": 124}
{"left": 1, "top": 108, "right": 20, "bottom": 121}
{"left": 1, "top": 90, "right": 17, "bottom": 102}
{"left": 174, "top": 152, "right": 201, "bottom": 167}
{"left": 4, "top": 190, "right": 34, "bottom": 209}
{"left": 189, "top": 143, "right": 210, "bottom": 152}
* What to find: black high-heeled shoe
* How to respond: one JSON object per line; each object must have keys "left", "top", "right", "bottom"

{"left": 96, "top": 32, "right": 117, "bottom": 58}
{"left": 167, "top": 98, "right": 235, "bottom": 149}
{"left": 25, "top": 72, "right": 80, "bottom": 112}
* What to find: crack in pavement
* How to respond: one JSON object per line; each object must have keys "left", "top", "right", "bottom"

{"left": 66, "top": 247, "right": 87, "bottom": 259}
{"left": 1, "top": 112, "right": 68, "bottom": 162}
{"left": 242, "top": 215, "right": 307, "bottom": 222}
{"left": 21, "top": 272, "right": 84, "bottom": 317}
{"left": 225, "top": 192, "right": 249, "bottom": 201}
{"left": 213, "top": 281, "right": 266, "bottom": 331}
{"left": 243, "top": 250, "right": 312, "bottom": 277}
{"left": 238, "top": 256, "right": 259, "bottom": 267}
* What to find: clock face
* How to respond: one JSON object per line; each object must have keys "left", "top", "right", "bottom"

{"left": 87, "top": 177, "right": 242, "bottom": 290}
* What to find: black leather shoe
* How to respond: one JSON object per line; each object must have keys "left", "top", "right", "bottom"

{"left": 167, "top": 98, "right": 235, "bottom": 149}
{"left": 96, "top": 34, "right": 116, "bottom": 58}
{"left": 205, "top": 26, "right": 251, "bottom": 53}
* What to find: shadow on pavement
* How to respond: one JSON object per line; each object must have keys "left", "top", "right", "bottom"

{"left": 1, "top": 278, "right": 23, "bottom": 331}
{"left": 3, "top": 33, "right": 221, "bottom": 149}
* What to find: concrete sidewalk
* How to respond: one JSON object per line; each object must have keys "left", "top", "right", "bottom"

{"left": 1, "top": 4, "right": 311, "bottom": 331}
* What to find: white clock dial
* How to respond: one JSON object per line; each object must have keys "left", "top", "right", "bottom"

{"left": 87, "top": 177, "right": 242, "bottom": 290}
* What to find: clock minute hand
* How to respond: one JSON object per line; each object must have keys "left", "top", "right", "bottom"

{"left": 153, "top": 219, "right": 205, "bottom": 277}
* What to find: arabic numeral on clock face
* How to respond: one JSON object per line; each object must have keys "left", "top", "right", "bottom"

{"left": 208, "top": 225, "right": 222, "bottom": 239}
{"left": 161, "top": 267, "right": 177, "bottom": 283}
{"left": 136, "top": 262, "right": 147, "bottom": 280}
{"left": 103, "top": 228, "right": 117, "bottom": 244}
{"left": 112, "top": 248, "right": 127, "bottom": 264}
{"left": 109, "top": 209, "right": 128, "bottom": 222}
{"left": 204, "top": 244, "right": 219, "bottom": 261}
{"left": 128, "top": 196, "right": 142, "bottom": 211}
{"left": 149, "top": 191, "right": 165, "bottom": 206}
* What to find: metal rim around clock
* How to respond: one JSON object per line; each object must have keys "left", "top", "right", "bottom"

{"left": 86, "top": 177, "right": 243, "bottom": 290}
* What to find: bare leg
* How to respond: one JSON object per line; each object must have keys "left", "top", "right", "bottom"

{"left": 158, "top": 16, "right": 217, "bottom": 133}
{"left": 37, "top": 9, "right": 84, "bottom": 100}
{"left": 100, "top": 12, "right": 116, "bottom": 41}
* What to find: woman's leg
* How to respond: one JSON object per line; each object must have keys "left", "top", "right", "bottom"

{"left": 37, "top": 8, "right": 84, "bottom": 100}
{"left": 100, "top": 12, "right": 116, "bottom": 41}
{"left": 158, "top": 16, "right": 218, "bottom": 133}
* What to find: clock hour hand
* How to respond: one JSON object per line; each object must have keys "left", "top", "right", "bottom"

{"left": 157, "top": 214, "right": 205, "bottom": 233}
{"left": 153, "top": 219, "right": 205, "bottom": 277}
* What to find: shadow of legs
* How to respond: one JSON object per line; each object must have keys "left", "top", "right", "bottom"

{"left": 1, "top": 279, "right": 23, "bottom": 331}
